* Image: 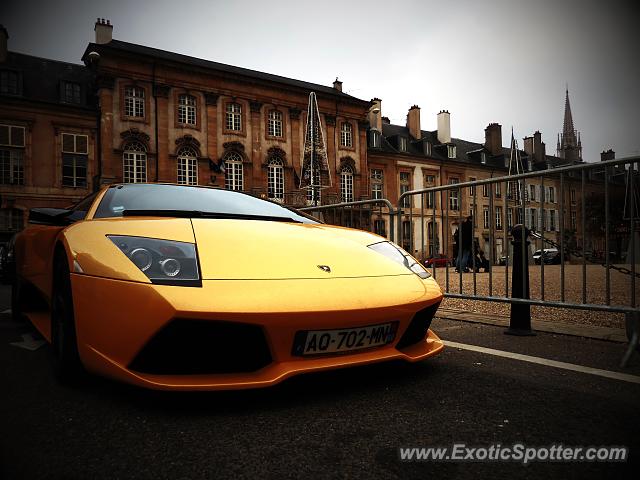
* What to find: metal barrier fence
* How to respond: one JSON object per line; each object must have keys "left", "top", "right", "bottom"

{"left": 300, "top": 198, "right": 397, "bottom": 243}
{"left": 300, "top": 156, "right": 640, "bottom": 366}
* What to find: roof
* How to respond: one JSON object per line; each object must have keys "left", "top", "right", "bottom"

{"left": 83, "top": 40, "right": 368, "bottom": 105}
{"left": 0, "top": 51, "right": 96, "bottom": 110}
{"left": 370, "top": 120, "right": 578, "bottom": 173}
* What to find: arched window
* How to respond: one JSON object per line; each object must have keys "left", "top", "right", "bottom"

{"left": 340, "top": 122, "right": 353, "bottom": 148}
{"left": 178, "top": 95, "right": 197, "bottom": 125}
{"left": 267, "top": 156, "right": 284, "bottom": 202}
{"left": 123, "top": 142, "right": 147, "bottom": 183}
{"left": 340, "top": 165, "right": 354, "bottom": 203}
{"left": 177, "top": 146, "right": 198, "bottom": 185}
{"left": 224, "top": 151, "right": 243, "bottom": 191}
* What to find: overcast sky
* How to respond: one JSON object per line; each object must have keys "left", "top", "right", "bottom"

{"left": 2, "top": 0, "right": 639, "bottom": 161}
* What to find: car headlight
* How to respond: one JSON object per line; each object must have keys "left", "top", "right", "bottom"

{"left": 368, "top": 241, "right": 431, "bottom": 279}
{"left": 108, "top": 235, "right": 201, "bottom": 286}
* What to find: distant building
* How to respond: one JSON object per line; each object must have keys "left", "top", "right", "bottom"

{"left": 557, "top": 88, "right": 582, "bottom": 162}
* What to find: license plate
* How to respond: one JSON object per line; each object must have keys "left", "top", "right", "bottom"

{"left": 292, "top": 322, "right": 398, "bottom": 356}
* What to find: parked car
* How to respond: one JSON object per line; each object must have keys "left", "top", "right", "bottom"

{"left": 533, "top": 248, "right": 564, "bottom": 265}
{"left": 12, "top": 183, "right": 445, "bottom": 389}
{"left": 423, "top": 254, "right": 451, "bottom": 268}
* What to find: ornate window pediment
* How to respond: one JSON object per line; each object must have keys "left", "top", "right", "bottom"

{"left": 175, "top": 134, "right": 201, "bottom": 157}
{"left": 338, "top": 156, "right": 357, "bottom": 174}
{"left": 119, "top": 128, "right": 150, "bottom": 151}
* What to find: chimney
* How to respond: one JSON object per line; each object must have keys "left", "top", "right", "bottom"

{"left": 406, "top": 105, "right": 421, "bottom": 140}
{"left": 523, "top": 136, "right": 534, "bottom": 156}
{"left": 533, "top": 131, "right": 546, "bottom": 163}
{"left": 368, "top": 98, "right": 382, "bottom": 131}
{"left": 333, "top": 77, "right": 342, "bottom": 92}
{"left": 0, "top": 25, "right": 8, "bottom": 63}
{"left": 94, "top": 18, "right": 113, "bottom": 44}
{"left": 600, "top": 149, "right": 615, "bottom": 162}
{"left": 484, "top": 122, "right": 502, "bottom": 155}
{"left": 437, "top": 110, "right": 451, "bottom": 144}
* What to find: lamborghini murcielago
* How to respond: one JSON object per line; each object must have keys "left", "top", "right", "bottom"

{"left": 12, "top": 183, "right": 444, "bottom": 390}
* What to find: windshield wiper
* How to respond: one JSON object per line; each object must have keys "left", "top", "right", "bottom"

{"left": 121, "top": 209, "right": 303, "bottom": 223}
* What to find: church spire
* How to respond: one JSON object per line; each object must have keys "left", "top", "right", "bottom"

{"left": 557, "top": 86, "right": 582, "bottom": 162}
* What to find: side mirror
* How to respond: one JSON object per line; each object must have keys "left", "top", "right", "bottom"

{"left": 28, "top": 208, "right": 73, "bottom": 226}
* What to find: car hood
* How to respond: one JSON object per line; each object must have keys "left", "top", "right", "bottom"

{"left": 191, "top": 219, "right": 412, "bottom": 280}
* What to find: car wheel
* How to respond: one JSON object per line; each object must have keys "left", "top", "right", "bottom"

{"left": 51, "top": 250, "right": 84, "bottom": 384}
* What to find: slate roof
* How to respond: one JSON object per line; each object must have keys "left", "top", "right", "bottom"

{"left": 82, "top": 40, "right": 368, "bottom": 105}
{"left": 370, "top": 120, "right": 582, "bottom": 174}
{"left": 0, "top": 51, "right": 95, "bottom": 110}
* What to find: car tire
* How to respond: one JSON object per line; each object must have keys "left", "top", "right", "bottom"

{"left": 51, "top": 250, "right": 84, "bottom": 384}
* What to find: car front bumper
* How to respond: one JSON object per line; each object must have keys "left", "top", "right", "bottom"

{"left": 71, "top": 273, "right": 444, "bottom": 391}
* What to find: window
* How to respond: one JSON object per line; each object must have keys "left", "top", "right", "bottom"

{"left": 516, "top": 208, "right": 524, "bottom": 225}
{"left": 468, "top": 177, "right": 476, "bottom": 196}
{"left": 124, "top": 86, "right": 145, "bottom": 118}
{"left": 371, "top": 169, "right": 383, "bottom": 199}
{"left": 373, "top": 219, "right": 386, "bottom": 237}
{"left": 370, "top": 130, "right": 380, "bottom": 148}
{"left": 0, "top": 208, "right": 24, "bottom": 232}
{"left": 400, "top": 171, "right": 411, "bottom": 208}
{"left": 224, "top": 151, "right": 243, "bottom": 191}
{"left": 549, "top": 209, "right": 556, "bottom": 231}
{"left": 0, "top": 70, "right": 20, "bottom": 95}
{"left": 495, "top": 182, "right": 501, "bottom": 198}
{"left": 61, "top": 133, "right": 88, "bottom": 187}
{"left": 571, "top": 211, "right": 577, "bottom": 229}
{"left": 398, "top": 136, "right": 407, "bottom": 152}
{"left": 402, "top": 221, "right": 411, "bottom": 252}
{"left": 508, "top": 181, "right": 521, "bottom": 202}
{"left": 177, "top": 147, "right": 198, "bottom": 185}
{"left": 482, "top": 182, "right": 490, "bottom": 197}
{"left": 178, "top": 95, "right": 197, "bottom": 125}
{"left": 507, "top": 208, "right": 514, "bottom": 229}
{"left": 340, "top": 122, "right": 353, "bottom": 148}
{"left": 0, "top": 124, "right": 25, "bottom": 185}
{"left": 268, "top": 110, "right": 283, "bottom": 137}
{"left": 338, "top": 165, "right": 354, "bottom": 203}
{"left": 495, "top": 207, "right": 502, "bottom": 230}
{"left": 447, "top": 145, "right": 456, "bottom": 158}
{"left": 481, "top": 152, "right": 487, "bottom": 164}
{"left": 571, "top": 189, "right": 576, "bottom": 205}
{"left": 547, "top": 186, "right": 556, "bottom": 203}
{"left": 226, "top": 103, "right": 242, "bottom": 131}
{"left": 529, "top": 208, "right": 537, "bottom": 231}
{"left": 425, "top": 142, "right": 432, "bottom": 156}
{"left": 449, "top": 178, "right": 460, "bottom": 211}
{"left": 425, "top": 174, "right": 435, "bottom": 208}
{"left": 123, "top": 142, "right": 147, "bottom": 183}
{"left": 267, "top": 156, "right": 285, "bottom": 202}
{"left": 483, "top": 207, "right": 490, "bottom": 229}
{"left": 530, "top": 184, "right": 536, "bottom": 202}
{"left": 62, "top": 82, "right": 82, "bottom": 104}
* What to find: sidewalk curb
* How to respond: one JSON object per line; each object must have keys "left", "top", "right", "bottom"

{"left": 435, "top": 308, "right": 627, "bottom": 343}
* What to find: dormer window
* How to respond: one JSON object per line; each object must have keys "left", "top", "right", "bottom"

{"left": 399, "top": 137, "right": 407, "bottom": 152}
{"left": 447, "top": 145, "right": 456, "bottom": 158}
{"left": 481, "top": 152, "right": 487, "bottom": 164}
{"left": 62, "top": 81, "right": 82, "bottom": 104}
{"left": 370, "top": 130, "right": 380, "bottom": 148}
{"left": 425, "top": 142, "right": 432, "bottom": 156}
{"left": 0, "top": 70, "right": 20, "bottom": 96}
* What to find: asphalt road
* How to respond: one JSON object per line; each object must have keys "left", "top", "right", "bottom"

{"left": 1, "top": 284, "right": 639, "bottom": 479}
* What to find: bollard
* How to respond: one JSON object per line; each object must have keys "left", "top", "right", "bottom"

{"left": 505, "top": 224, "right": 535, "bottom": 336}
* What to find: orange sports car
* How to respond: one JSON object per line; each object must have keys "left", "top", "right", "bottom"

{"left": 12, "top": 184, "right": 444, "bottom": 390}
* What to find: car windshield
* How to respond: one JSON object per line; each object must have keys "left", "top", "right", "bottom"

{"left": 93, "top": 184, "right": 318, "bottom": 224}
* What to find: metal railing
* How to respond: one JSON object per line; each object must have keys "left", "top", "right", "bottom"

{"left": 300, "top": 198, "right": 397, "bottom": 243}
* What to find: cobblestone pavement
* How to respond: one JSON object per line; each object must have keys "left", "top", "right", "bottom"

{"left": 430, "top": 264, "right": 639, "bottom": 329}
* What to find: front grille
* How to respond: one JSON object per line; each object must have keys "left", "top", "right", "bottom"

{"left": 129, "top": 319, "right": 272, "bottom": 375}
{"left": 395, "top": 301, "right": 441, "bottom": 351}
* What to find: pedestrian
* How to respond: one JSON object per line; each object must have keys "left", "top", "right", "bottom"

{"left": 460, "top": 216, "right": 473, "bottom": 272}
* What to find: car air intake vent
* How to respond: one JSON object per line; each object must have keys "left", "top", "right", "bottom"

{"left": 395, "top": 301, "right": 441, "bottom": 351}
{"left": 129, "top": 319, "right": 272, "bottom": 375}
